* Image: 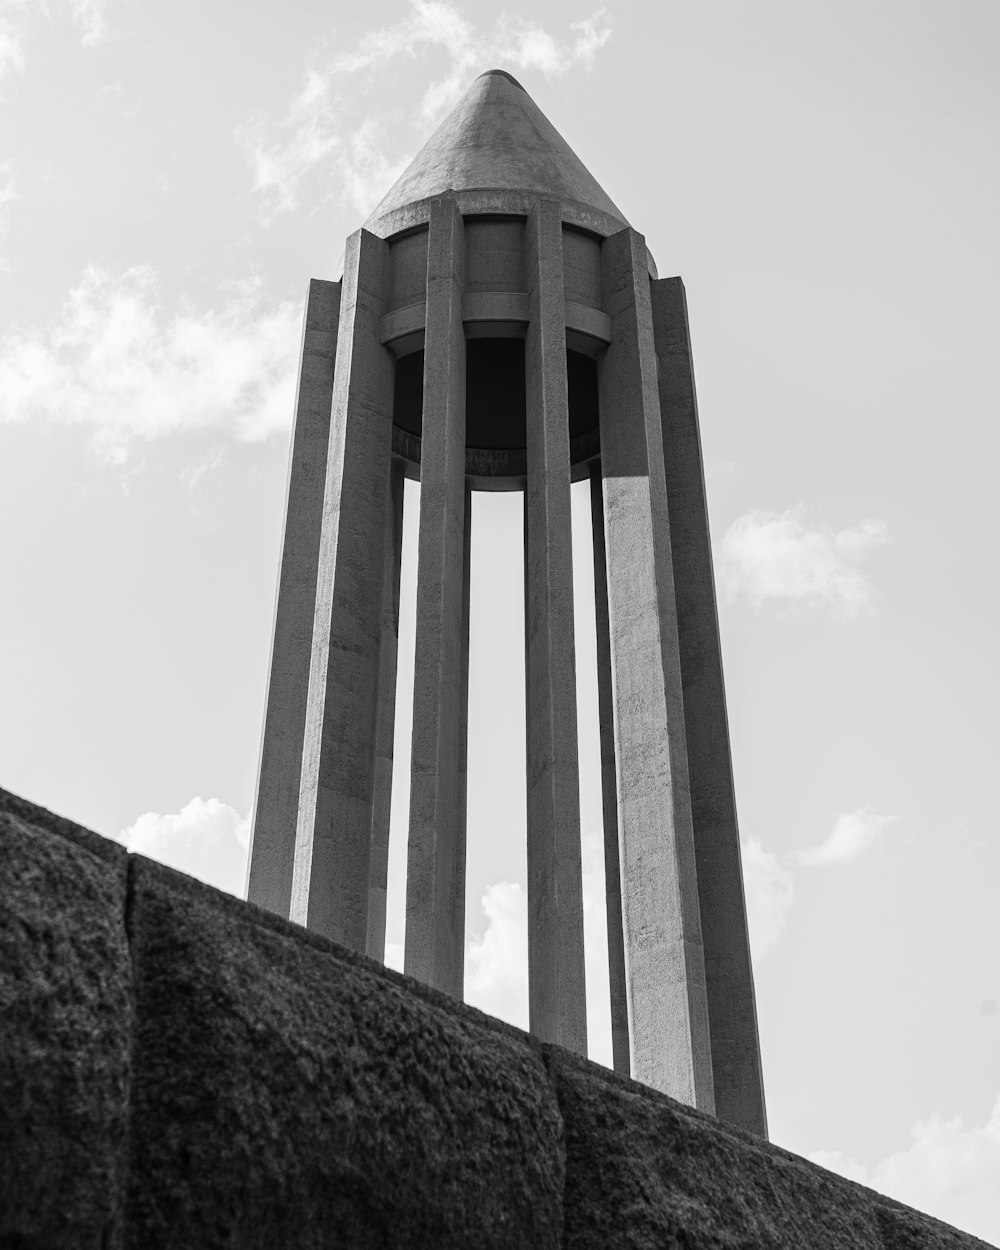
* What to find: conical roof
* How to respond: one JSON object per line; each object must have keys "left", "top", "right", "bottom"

{"left": 365, "top": 70, "right": 629, "bottom": 231}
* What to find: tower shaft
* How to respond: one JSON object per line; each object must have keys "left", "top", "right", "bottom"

{"left": 247, "top": 69, "right": 767, "bottom": 1137}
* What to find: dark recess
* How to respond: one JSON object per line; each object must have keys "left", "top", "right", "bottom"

{"left": 566, "top": 350, "right": 599, "bottom": 442}
{"left": 393, "top": 351, "right": 424, "bottom": 438}
{"left": 392, "top": 342, "right": 599, "bottom": 463}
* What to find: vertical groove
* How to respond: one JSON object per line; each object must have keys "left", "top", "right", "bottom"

{"left": 291, "top": 229, "right": 394, "bottom": 952}
{"left": 367, "top": 458, "right": 405, "bottom": 962}
{"left": 596, "top": 226, "right": 714, "bottom": 1110}
{"left": 404, "top": 199, "right": 467, "bottom": 998}
{"left": 247, "top": 279, "right": 341, "bottom": 919}
{"left": 651, "top": 277, "right": 767, "bottom": 1136}
{"left": 524, "top": 198, "right": 587, "bottom": 1054}
{"left": 588, "top": 462, "right": 630, "bottom": 1075}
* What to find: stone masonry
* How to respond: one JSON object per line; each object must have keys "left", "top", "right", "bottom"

{"left": 1, "top": 785, "right": 991, "bottom": 1249}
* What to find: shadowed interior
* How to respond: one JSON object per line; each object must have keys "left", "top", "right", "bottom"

{"left": 392, "top": 342, "right": 599, "bottom": 467}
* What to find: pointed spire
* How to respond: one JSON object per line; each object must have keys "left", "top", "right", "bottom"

{"left": 365, "top": 70, "right": 629, "bottom": 230}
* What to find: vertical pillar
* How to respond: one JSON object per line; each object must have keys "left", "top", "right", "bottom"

{"left": 291, "top": 229, "right": 394, "bottom": 951}
{"left": 366, "top": 458, "right": 405, "bottom": 962}
{"left": 651, "top": 278, "right": 767, "bottom": 1136}
{"left": 523, "top": 199, "right": 587, "bottom": 1053}
{"left": 596, "top": 226, "right": 714, "bottom": 1111}
{"left": 247, "top": 279, "right": 341, "bottom": 916}
{"left": 405, "top": 199, "right": 467, "bottom": 998}
{"left": 589, "top": 462, "right": 630, "bottom": 1075}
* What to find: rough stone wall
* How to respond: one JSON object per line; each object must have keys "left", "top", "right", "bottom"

{"left": 0, "top": 786, "right": 991, "bottom": 1249}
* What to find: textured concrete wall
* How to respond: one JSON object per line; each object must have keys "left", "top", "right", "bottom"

{"left": 0, "top": 791, "right": 131, "bottom": 1249}
{"left": 0, "top": 785, "right": 990, "bottom": 1250}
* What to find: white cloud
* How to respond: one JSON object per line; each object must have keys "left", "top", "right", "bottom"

{"left": 465, "top": 880, "right": 529, "bottom": 1029}
{"left": 811, "top": 1094, "right": 1000, "bottom": 1244}
{"left": 462, "top": 836, "right": 791, "bottom": 1055}
{"left": 568, "top": 11, "right": 614, "bottom": 64}
{"left": 0, "top": 0, "right": 113, "bottom": 85}
{"left": 240, "top": 93, "right": 410, "bottom": 223}
{"left": 119, "top": 797, "right": 249, "bottom": 897}
{"left": 179, "top": 445, "right": 227, "bottom": 491}
{"left": 0, "top": 265, "right": 301, "bottom": 460}
{"left": 0, "top": 3, "right": 29, "bottom": 83}
{"left": 581, "top": 832, "right": 613, "bottom": 1068}
{"left": 798, "top": 805, "right": 898, "bottom": 867}
{"left": 741, "top": 835, "right": 795, "bottom": 962}
{"left": 720, "top": 508, "right": 890, "bottom": 616}
{"left": 333, "top": 0, "right": 474, "bottom": 78}
{"left": 0, "top": 161, "right": 14, "bottom": 269}
{"left": 463, "top": 852, "right": 614, "bottom": 1063}
{"left": 0, "top": 162, "right": 15, "bottom": 220}
{"left": 64, "top": 0, "right": 111, "bottom": 47}
{"left": 333, "top": 2, "right": 610, "bottom": 117}
{"left": 384, "top": 940, "right": 404, "bottom": 973}
{"left": 238, "top": 1, "right": 613, "bottom": 220}
{"left": 337, "top": 117, "right": 411, "bottom": 221}
{"left": 238, "top": 75, "right": 343, "bottom": 218}
{"left": 810, "top": 1148, "right": 869, "bottom": 1184}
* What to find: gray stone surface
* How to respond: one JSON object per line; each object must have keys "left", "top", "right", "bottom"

{"left": 547, "top": 1047, "right": 991, "bottom": 1250}
{"left": 405, "top": 199, "right": 468, "bottom": 998}
{"left": 652, "top": 275, "right": 768, "bottom": 1137}
{"left": 596, "top": 226, "right": 715, "bottom": 1111}
{"left": 873, "top": 1204, "right": 991, "bottom": 1250}
{"left": 0, "top": 789, "right": 131, "bottom": 1249}
{"left": 366, "top": 70, "right": 628, "bottom": 236}
{"left": 523, "top": 197, "right": 587, "bottom": 1054}
{"left": 1, "top": 789, "right": 989, "bottom": 1250}
{"left": 388, "top": 227, "right": 430, "bottom": 310}
{"left": 464, "top": 217, "right": 525, "bottom": 293}
{"left": 588, "top": 464, "right": 630, "bottom": 1077}
{"left": 291, "top": 229, "right": 394, "bottom": 950}
{"left": 247, "top": 277, "right": 341, "bottom": 921}
{"left": 127, "top": 854, "right": 564, "bottom": 1250}
{"left": 366, "top": 457, "right": 405, "bottom": 962}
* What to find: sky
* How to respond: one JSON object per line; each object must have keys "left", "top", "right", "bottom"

{"left": 1, "top": 0, "right": 999, "bottom": 1239}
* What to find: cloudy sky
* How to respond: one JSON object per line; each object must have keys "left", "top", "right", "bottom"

{"left": 2, "top": 0, "right": 999, "bottom": 1239}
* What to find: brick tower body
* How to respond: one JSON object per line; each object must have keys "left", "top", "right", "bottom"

{"left": 246, "top": 69, "right": 767, "bottom": 1137}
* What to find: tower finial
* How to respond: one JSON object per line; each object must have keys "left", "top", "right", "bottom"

{"left": 364, "top": 68, "right": 629, "bottom": 237}
{"left": 475, "top": 68, "right": 525, "bottom": 89}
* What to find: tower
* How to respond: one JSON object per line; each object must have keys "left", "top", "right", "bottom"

{"left": 246, "top": 70, "right": 766, "bottom": 1137}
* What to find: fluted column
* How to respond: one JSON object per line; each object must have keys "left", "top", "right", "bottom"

{"left": 523, "top": 199, "right": 587, "bottom": 1054}
{"left": 366, "top": 458, "right": 405, "bottom": 962}
{"left": 291, "top": 230, "right": 394, "bottom": 951}
{"left": 589, "top": 462, "right": 630, "bottom": 1075}
{"left": 247, "top": 278, "right": 341, "bottom": 916}
{"left": 651, "top": 277, "right": 767, "bottom": 1135}
{"left": 596, "top": 226, "right": 714, "bottom": 1110}
{"left": 405, "top": 199, "right": 468, "bottom": 998}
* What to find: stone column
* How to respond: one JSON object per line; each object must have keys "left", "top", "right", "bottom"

{"left": 291, "top": 230, "right": 394, "bottom": 952}
{"left": 366, "top": 458, "right": 405, "bottom": 963}
{"left": 596, "top": 226, "right": 715, "bottom": 1111}
{"left": 404, "top": 199, "right": 468, "bottom": 999}
{"left": 589, "top": 462, "right": 630, "bottom": 1076}
{"left": 247, "top": 279, "right": 341, "bottom": 917}
{"left": 522, "top": 199, "right": 587, "bottom": 1054}
{"left": 651, "top": 277, "right": 767, "bottom": 1136}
